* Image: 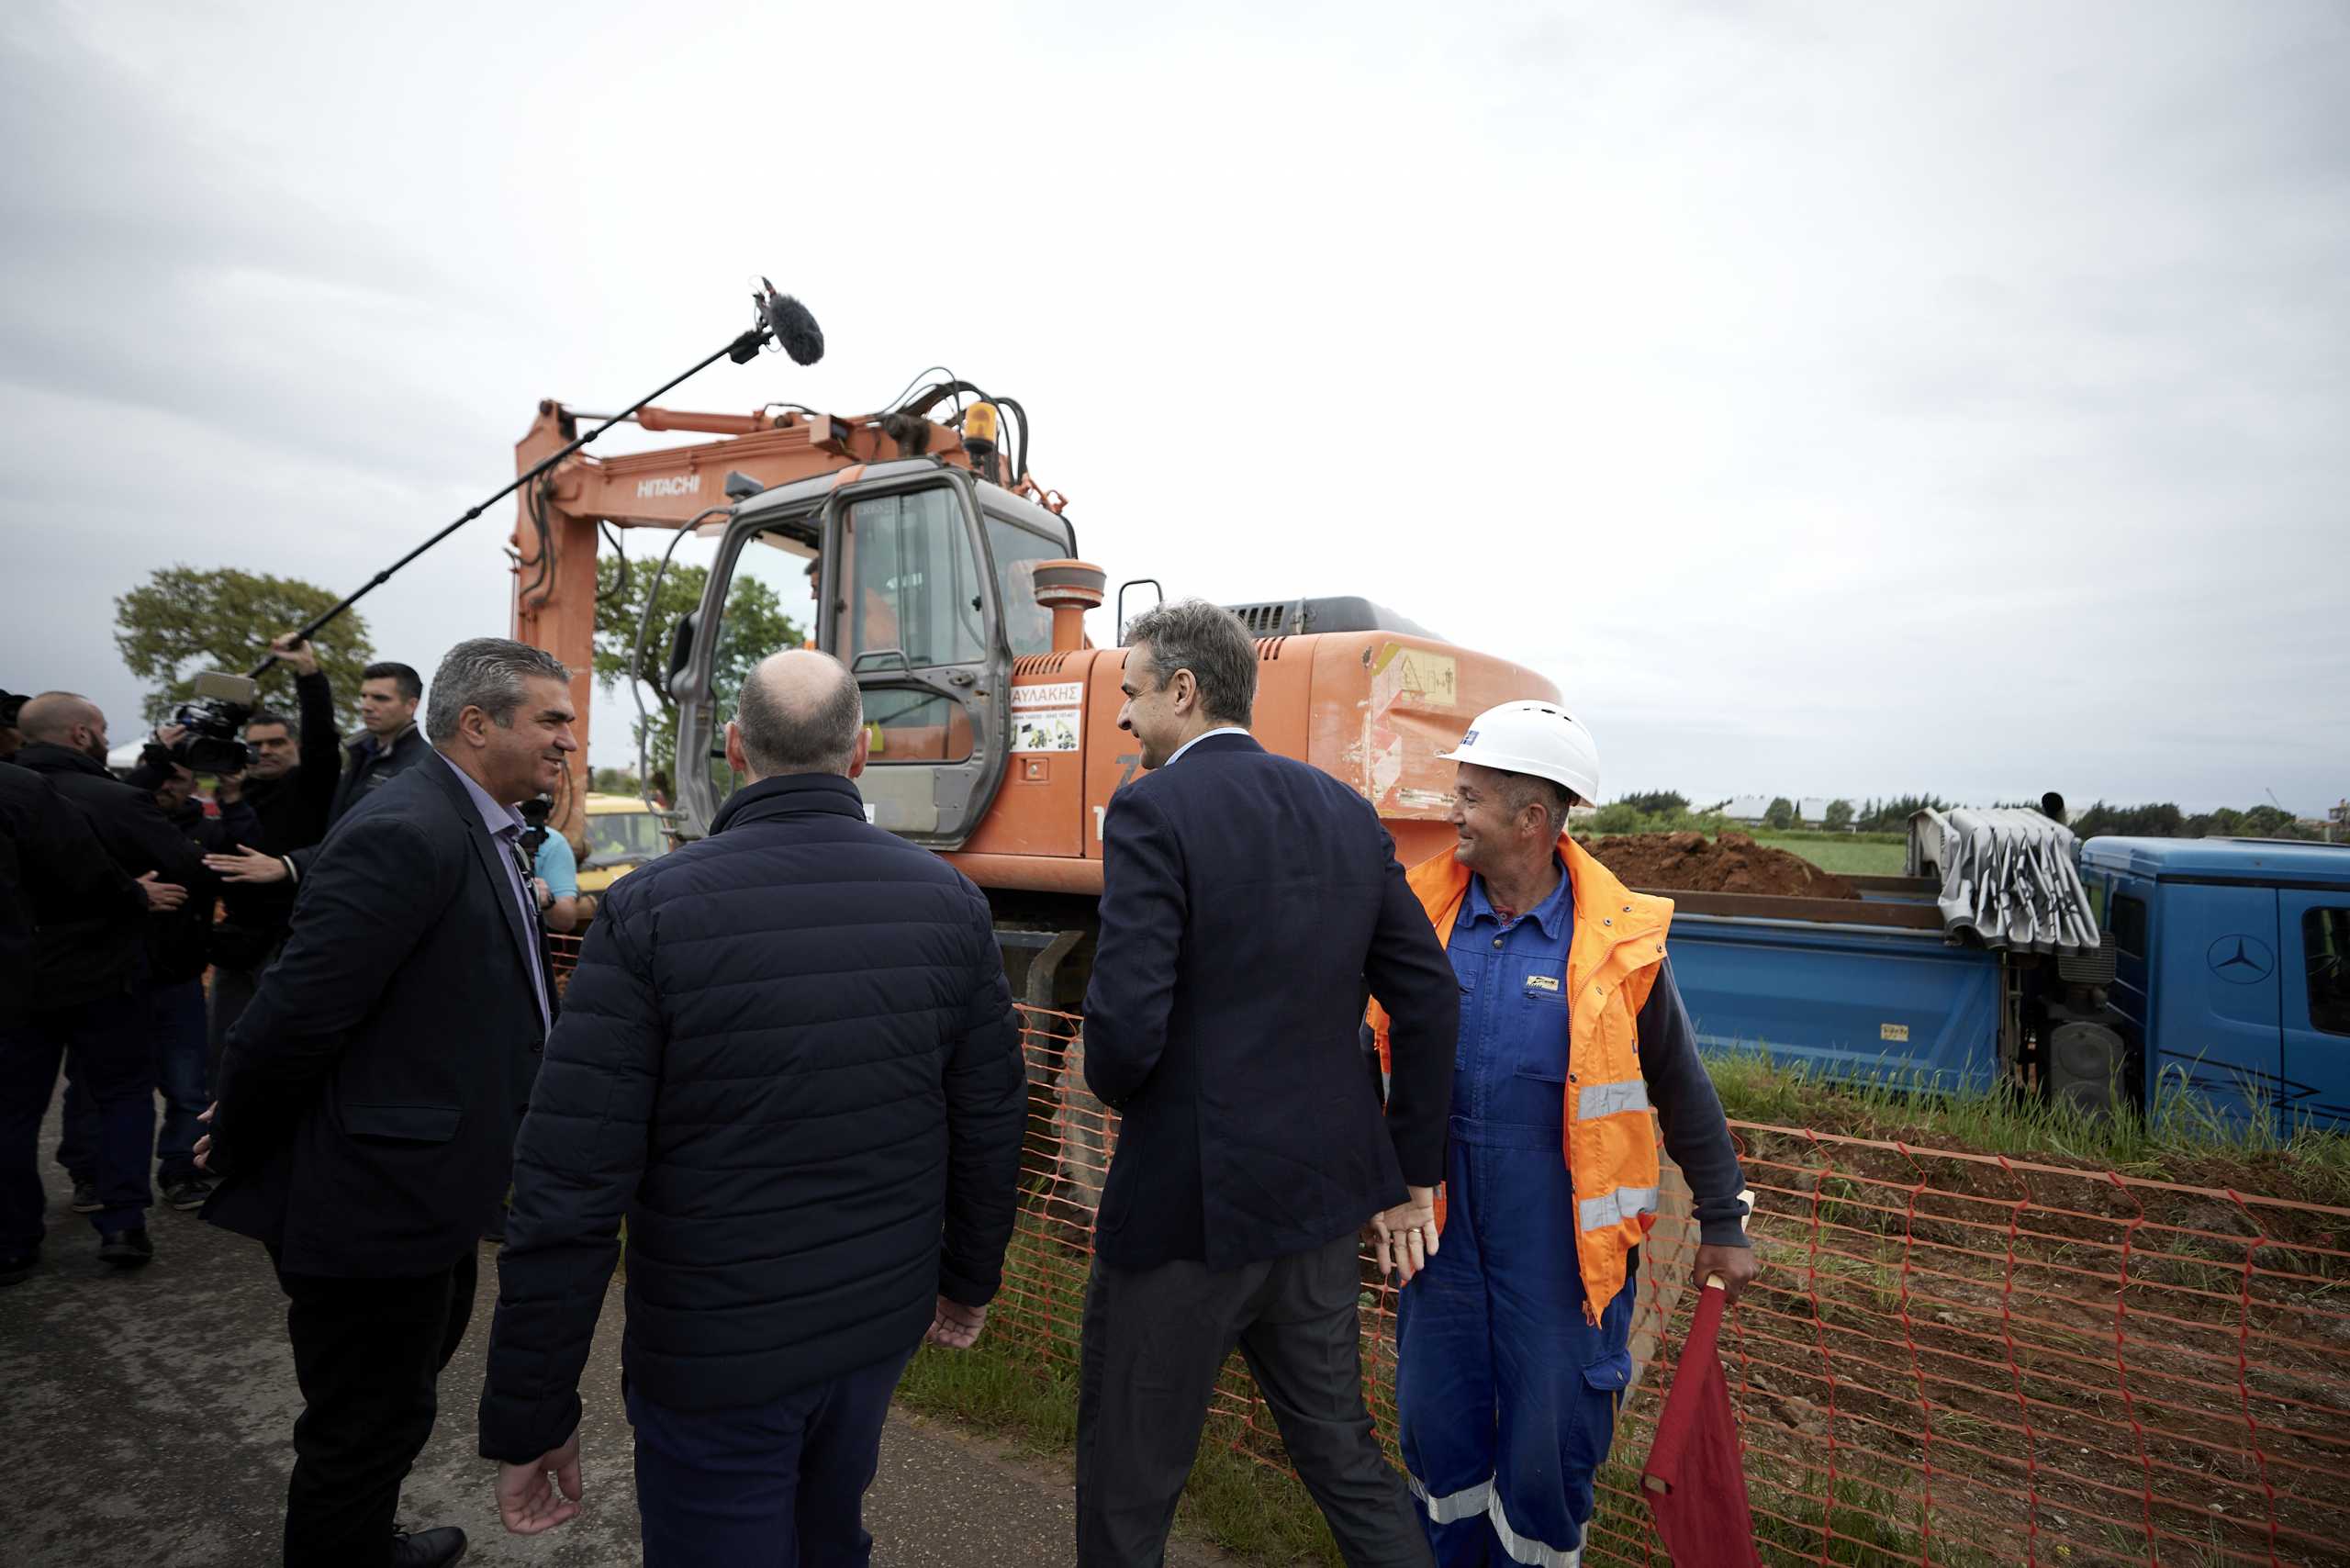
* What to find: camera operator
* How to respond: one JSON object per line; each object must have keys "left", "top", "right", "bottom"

{"left": 8, "top": 691, "right": 206, "bottom": 1266}
{"left": 192, "top": 634, "right": 340, "bottom": 1054}
{"left": 211, "top": 657, "right": 425, "bottom": 893}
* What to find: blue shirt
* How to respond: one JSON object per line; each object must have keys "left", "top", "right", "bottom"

{"left": 436, "top": 752, "right": 551, "bottom": 1033}
{"left": 1446, "top": 858, "right": 1579, "bottom": 1132}
{"left": 533, "top": 832, "right": 578, "bottom": 900}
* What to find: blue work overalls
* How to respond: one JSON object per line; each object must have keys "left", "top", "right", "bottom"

{"left": 1396, "top": 866, "right": 1638, "bottom": 1567}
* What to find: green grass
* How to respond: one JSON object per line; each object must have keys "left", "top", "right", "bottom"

{"left": 1747, "top": 832, "right": 1910, "bottom": 878}
{"left": 894, "top": 1061, "right": 2350, "bottom": 1566}
{"left": 1703, "top": 1047, "right": 2350, "bottom": 1210}
{"left": 894, "top": 1338, "right": 1346, "bottom": 1565}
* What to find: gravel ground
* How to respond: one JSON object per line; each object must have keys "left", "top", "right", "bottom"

{"left": 0, "top": 1086, "right": 1227, "bottom": 1567}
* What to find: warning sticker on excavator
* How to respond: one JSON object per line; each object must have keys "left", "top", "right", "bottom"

{"left": 1011, "top": 681, "right": 1082, "bottom": 753}
{"left": 1370, "top": 644, "right": 1460, "bottom": 712}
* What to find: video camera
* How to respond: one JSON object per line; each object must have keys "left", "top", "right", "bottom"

{"left": 170, "top": 670, "right": 260, "bottom": 774}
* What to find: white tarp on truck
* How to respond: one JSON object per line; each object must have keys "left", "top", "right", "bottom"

{"left": 1908, "top": 807, "right": 2102, "bottom": 955}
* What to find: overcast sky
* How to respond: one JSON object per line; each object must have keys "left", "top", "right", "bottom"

{"left": 3, "top": 0, "right": 2343, "bottom": 814}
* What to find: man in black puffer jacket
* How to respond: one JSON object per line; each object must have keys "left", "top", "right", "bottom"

{"left": 480, "top": 649, "right": 1026, "bottom": 1564}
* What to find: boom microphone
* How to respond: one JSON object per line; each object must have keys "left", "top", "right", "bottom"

{"left": 254, "top": 279, "right": 830, "bottom": 678}
{"left": 759, "top": 279, "right": 824, "bottom": 365}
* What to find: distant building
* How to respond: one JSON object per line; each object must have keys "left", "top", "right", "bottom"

{"left": 1797, "top": 797, "right": 1833, "bottom": 825}
{"left": 1721, "top": 796, "right": 1773, "bottom": 824}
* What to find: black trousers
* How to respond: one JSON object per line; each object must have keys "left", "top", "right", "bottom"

{"left": 1075, "top": 1232, "right": 1431, "bottom": 1568}
{"left": 274, "top": 1247, "right": 477, "bottom": 1568}
{"left": 0, "top": 990, "right": 154, "bottom": 1251}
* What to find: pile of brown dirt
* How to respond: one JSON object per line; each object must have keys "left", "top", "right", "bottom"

{"left": 1575, "top": 831, "right": 1860, "bottom": 900}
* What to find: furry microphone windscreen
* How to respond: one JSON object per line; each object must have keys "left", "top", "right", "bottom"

{"left": 760, "top": 283, "right": 825, "bottom": 365}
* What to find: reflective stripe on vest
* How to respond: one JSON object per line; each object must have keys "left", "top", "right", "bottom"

{"left": 1579, "top": 1183, "right": 1662, "bottom": 1234}
{"left": 1576, "top": 1078, "right": 1651, "bottom": 1121}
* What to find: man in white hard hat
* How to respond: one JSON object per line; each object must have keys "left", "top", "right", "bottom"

{"left": 1365, "top": 700, "right": 1755, "bottom": 1566}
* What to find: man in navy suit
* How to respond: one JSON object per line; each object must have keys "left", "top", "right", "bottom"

{"left": 1077, "top": 599, "right": 1459, "bottom": 1567}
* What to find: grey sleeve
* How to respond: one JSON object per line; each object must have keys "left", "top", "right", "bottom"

{"left": 1637, "top": 956, "right": 1751, "bottom": 1249}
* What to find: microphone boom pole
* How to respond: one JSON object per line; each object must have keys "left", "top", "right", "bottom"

{"left": 252, "top": 285, "right": 819, "bottom": 678}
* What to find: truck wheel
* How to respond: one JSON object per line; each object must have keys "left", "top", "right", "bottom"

{"left": 2044, "top": 1016, "right": 2130, "bottom": 1116}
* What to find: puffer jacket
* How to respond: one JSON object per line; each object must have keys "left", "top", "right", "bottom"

{"left": 478, "top": 771, "right": 1026, "bottom": 1463}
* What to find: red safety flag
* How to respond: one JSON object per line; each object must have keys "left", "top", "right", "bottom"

{"left": 1641, "top": 1278, "right": 1763, "bottom": 1566}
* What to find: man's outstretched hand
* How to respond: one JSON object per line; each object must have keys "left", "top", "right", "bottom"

{"left": 205, "top": 846, "right": 288, "bottom": 884}
{"left": 137, "top": 871, "right": 187, "bottom": 913}
{"left": 1368, "top": 1184, "right": 1440, "bottom": 1287}
{"left": 497, "top": 1428, "right": 583, "bottom": 1535}
{"left": 926, "top": 1296, "right": 988, "bottom": 1350}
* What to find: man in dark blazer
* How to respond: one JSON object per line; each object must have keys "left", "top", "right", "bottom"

{"left": 480, "top": 649, "right": 1027, "bottom": 1567}
{"left": 1078, "top": 600, "right": 1460, "bottom": 1567}
{"left": 201, "top": 637, "right": 576, "bottom": 1568}
{"left": 0, "top": 756, "right": 184, "bottom": 1283}
{"left": 10, "top": 691, "right": 209, "bottom": 1265}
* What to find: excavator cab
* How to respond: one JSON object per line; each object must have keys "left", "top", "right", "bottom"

{"left": 668, "top": 459, "right": 1077, "bottom": 844}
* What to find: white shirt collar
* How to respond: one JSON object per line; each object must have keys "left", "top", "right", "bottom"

{"left": 1165, "top": 726, "right": 1252, "bottom": 768}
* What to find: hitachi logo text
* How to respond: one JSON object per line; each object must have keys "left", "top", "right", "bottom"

{"left": 635, "top": 474, "right": 702, "bottom": 499}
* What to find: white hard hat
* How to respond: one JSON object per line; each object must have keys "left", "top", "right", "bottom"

{"left": 1439, "top": 700, "right": 1600, "bottom": 803}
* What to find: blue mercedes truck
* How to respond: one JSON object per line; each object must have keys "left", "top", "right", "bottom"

{"left": 1658, "top": 834, "right": 2350, "bottom": 1131}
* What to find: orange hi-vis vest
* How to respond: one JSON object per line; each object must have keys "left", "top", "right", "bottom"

{"left": 1366, "top": 834, "right": 1673, "bottom": 1323}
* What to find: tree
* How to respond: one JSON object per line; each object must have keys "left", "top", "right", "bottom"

{"left": 590, "top": 767, "right": 642, "bottom": 795}
{"left": 1763, "top": 797, "right": 1796, "bottom": 830}
{"left": 1824, "top": 799, "right": 1855, "bottom": 831}
{"left": 1618, "top": 790, "right": 1689, "bottom": 818}
{"left": 114, "top": 566, "right": 375, "bottom": 732}
{"left": 1860, "top": 794, "right": 1950, "bottom": 833}
{"left": 592, "top": 556, "right": 801, "bottom": 796}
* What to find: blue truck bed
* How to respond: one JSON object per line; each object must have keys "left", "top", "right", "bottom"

{"left": 1667, "top": 903, "right": 2003, "bottom": 1093}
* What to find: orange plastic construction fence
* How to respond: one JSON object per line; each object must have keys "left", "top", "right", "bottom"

{"left": 539, "top": 941, "right": 2350, "bottom": 1567}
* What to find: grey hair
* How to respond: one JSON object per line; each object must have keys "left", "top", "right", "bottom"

{"left": 1497, "top": 771, "right": 1578, "bottom": 835}
{"left": 734, "top": 651, "right": 864, "bottom": 777}
{"left": 1124, "top": 599, "right": 1257, "bottom": 727}
{"left": 424, "top": 638, "right": 570, "bottom": 744}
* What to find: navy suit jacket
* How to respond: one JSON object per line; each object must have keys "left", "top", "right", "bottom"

{"left": 206, "top": 756, "right": 554, "bottom": 1277}
{"left": 1082, "top": 732, "right": 1458, "bottom": 1271}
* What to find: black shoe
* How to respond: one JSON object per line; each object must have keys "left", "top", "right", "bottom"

{"left": 161, "top": 1175, "right": 214, "bottom": 1211}
{"left": 96, "top": 1227, "right": 153, "bottom": 1268}
{"left": 69, "top": 1181, "right": 100, "bottom": 1215}
{"left": 389, "top": 1525, "right": 467, "bottom": 1567}
{"left": 0, "top": 1249, "right": 36, "bottom": 1287}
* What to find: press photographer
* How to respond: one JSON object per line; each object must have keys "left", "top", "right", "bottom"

{"left": 193, "top": 634, "right": 341, "bottom": 1056}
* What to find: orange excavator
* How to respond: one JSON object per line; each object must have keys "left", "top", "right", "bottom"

{"left": 508, "top": 373, "right": 1559, "bottom": 1006}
